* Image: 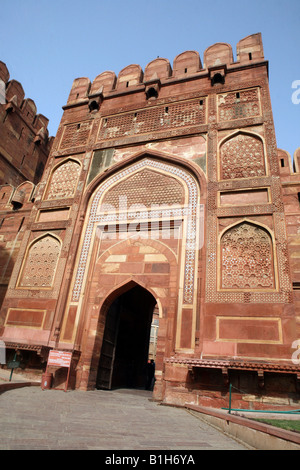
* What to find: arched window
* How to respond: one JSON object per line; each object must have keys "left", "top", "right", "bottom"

{"left": 221, "top": 222, "right": 275, "bottom": 290}
{"left": 18, "top": 234, "right": 61, "bottom": 288}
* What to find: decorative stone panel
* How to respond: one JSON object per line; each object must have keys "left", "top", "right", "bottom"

{"left": 59, "top": 121, "right": 93, "bottom": 150}
{"left": 17, "top": 234, "right": 61, "bottom": 288}
{"left": 98, "top": 99, "right": 206, "bottom": 141}
{"left": 218, "top": 88, "right": 260, "bottom": 122}
{"left": 220, "top": 133, "right": 265, "bottom": 180}
{"left": 221, "top": 222, "right": 275, "bottom": 290}
{"left": 102, "top": 169, "right": 184, "bottom": 209}
{"left": 44, "top": 159, "right": 81, "bottom": 200}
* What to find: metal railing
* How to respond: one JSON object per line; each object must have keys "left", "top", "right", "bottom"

{"left": 222, "top": 383, "right": 300, "bottom": 415}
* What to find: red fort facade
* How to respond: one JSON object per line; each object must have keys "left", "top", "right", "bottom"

{"left": 1, "top": 33, "right": 300, "bottom": 409}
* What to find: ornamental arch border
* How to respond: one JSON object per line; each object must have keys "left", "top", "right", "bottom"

{"left": 65, "top": 150, "right": 206, "bottom": 354}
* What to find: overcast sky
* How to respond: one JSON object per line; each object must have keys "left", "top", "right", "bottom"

{"left": 1, "top": 0, "right": 299, "bottom": 161}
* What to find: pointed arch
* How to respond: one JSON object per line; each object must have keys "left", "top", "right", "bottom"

{"left": 84, "top": 149, "right": 207, "bottom": 207}
{"left": 63, "top": 150, "right": 207, "bottom": 390}
{"left": 72, "top": 152, "right": 202, "bottom": 304}
{"left": 92, "top": 280, "right": 158, "bottom": 390}
{"left": 99, "top": 278, "right": 162, "bottom": 320}
{"left": 16, "top": 233, "right": 62, "bottom": 289}
{"left": 218, "top": 128, "right": 265, "bottom": 148}
{"left": 218, "top": 130, "right": 267, "bottom": 180}
{"left": 218, "top": 219, "right": 277, "bottom": 291}
{"left": 43, "top": 157, "right": 81, "bottom": 200}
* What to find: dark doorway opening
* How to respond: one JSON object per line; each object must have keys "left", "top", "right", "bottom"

{"left": 96, "top": 285, "right": 157, "bottom": 390}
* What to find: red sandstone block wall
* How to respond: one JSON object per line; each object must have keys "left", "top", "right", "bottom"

{"left": 0, "top": 61, "right": 52, "bottom": 187}
{"left": 0, "top": 36, "right": 299, "bottom": 403}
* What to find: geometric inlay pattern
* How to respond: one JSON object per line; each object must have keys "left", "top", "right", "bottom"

{"left": 71, "top": 158, "right": 200, "bottom": 303}
{"left": 45, "top": 160, "right": 81, "bottom": 200}
{"left": 98, "top": 99, "right": 206, "bottom": 141}
{"left": 18, "top": 235, "right": 61, "bottom": 288}
{"left": 220, "top": 133, "right": 265, "bottom": 180}
{"left": 60, "top": 121, "right": 93, "bottom": 150}
{"left": 218, "top": 88, "right": 260, "bottom": 122}
{"left": 221, "top": 222, "right": 275, "bottom": 290}
{"left": 102, "top": 169, "right": 184, "bottom": 208}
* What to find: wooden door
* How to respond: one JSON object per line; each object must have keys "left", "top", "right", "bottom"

{"left": 96, "top": 300, "right": 120, "bottom": 389}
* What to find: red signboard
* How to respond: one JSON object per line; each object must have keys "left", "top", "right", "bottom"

{"left": 43, "top": 350, "right": 73, "bottom": 392}
{"left": 48, "top": 350, "right": 72, "bottom": 368}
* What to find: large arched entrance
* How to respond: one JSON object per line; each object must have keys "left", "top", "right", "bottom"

{"left": 63, "top": 152, "right": 206, "bottom": 393}
{"left": 96, "top": 285, "right": 157, "bottom": 390}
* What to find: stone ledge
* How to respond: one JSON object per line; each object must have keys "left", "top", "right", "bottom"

{"left": 166, "top": 357, "right": 299, "bottom": 374}
{"left": 185, "top": 403, "right": 300, "bottom": 450}
{"left": 0, "top": 382, "right": 40, "bottom": 393}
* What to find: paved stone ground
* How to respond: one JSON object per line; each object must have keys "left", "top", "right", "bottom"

{"left": 0, "top": 386, "right": 249, "bottom": 450}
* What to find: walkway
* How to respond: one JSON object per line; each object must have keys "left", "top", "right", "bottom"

{"left": 0, "top": 386, "right": 249, "bottom": 450}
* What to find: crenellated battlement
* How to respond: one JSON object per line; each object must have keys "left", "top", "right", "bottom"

{"left": 0, "top": 61, "right": 53, "bottom": 187}
{"left": 1, "top": 30, "right": 300, "bottom": 410}
{"left": 0, "top": 61, "right": 52, "bottom": 143}
{"left": 66, "top": 33, "right": 264, "bottom": 106}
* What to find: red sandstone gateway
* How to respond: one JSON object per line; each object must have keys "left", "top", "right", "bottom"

{"left": 0, "top": 33, "right": 300, "bottom": 410}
